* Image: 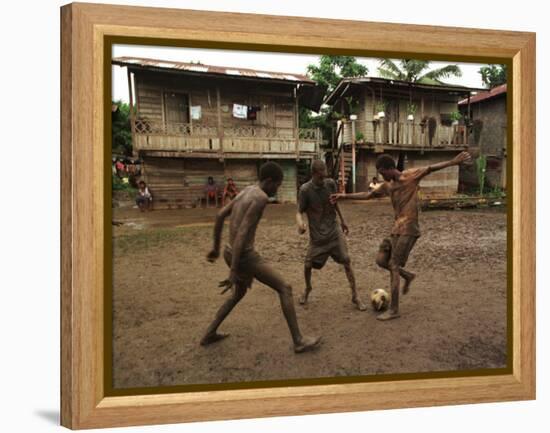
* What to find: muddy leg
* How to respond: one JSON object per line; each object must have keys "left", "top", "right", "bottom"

{"left": 200, "top": 283, "right": 247, "bottom": 346}
{"left": 400, "top": 268, "right": 416, "bottom": 294}
{"left": 299, "top": 264, "right": 313, "bottom": 305}
{"left": 254, "top": 263, "right": 321, "bottom": 353}
{"left": 377, "top": 263, "right": 401, "bottom": 321}
{"left": 344, "top": 262, "right": 367, "bottom": 311}
{"left": 377, "top": 250, "right": 415, "bottom": 294}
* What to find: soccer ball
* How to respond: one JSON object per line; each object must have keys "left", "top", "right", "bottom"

{"left": 370, "top": 289, "right": 390, "bottom": 311}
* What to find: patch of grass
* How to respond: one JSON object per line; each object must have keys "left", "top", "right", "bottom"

{"left": 114, "top": 226, "right": 211, "bottom": 255}
{"left": 485, "top": 186, "right": 506, "bottom": 199}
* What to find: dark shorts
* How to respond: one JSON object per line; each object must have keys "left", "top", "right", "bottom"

{"left": 135, "top": 196, "right": 151, "bottom": 205}
{"left": 377, "top": 234, "right": 418, "bottom": 268}
{"left": 305, "top": 232, "right": 350, "bottom": 269}
{"left": 223, "top": 247, "right": 266, "bottom": 289}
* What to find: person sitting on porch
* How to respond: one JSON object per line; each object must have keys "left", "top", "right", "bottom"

{"left": 222, "top": 178, "right": 238, "bottom": 206}
{"left": 205, "top": 176, "right": 219, "bottom": 207}
{"left": 136, "top": 180, "right": 152, "bottom": 212}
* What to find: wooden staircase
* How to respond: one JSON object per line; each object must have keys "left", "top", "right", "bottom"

{"left": 333, "top": 144, "right": 353, "bottom": 192}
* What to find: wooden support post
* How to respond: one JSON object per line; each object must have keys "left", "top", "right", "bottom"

{"left": 466, "top": 93, "right": 471, "bottom": 146}
{"left": 351, "top": 119, "right": 356, "bottom": 193}
{"left": 420, "top": 95, "right": 425, "bottom": 147}
{"left": 364, "top": 92, "right": 369, "bottom": 138}
{"left": 160, "top": 90, "right": 166, "bottom": 132}
{"left": 127, "top": 69, "right": 136, "bottom": 156}
{"left": 316, "top": 127, "right": 321, "bottom": 156}
{"left": 216, "top": 86, "right": 224, "bottom": 158}
{"left": 294, "top": 88, "right": 300, "bottom": 160}
{"left": 331, "top": 124, "right": 335, "bottom": 154}
{"left": 188, "top": 94, "right": 193, "bottom": 135}
{"left": 340, "top": 145, "right": 345, "bottom": 193}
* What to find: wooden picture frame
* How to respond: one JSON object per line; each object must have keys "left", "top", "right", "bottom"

{"left": 61, "top": 2, "right": 535, "bottom": 429}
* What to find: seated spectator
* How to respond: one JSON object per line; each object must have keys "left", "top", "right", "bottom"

{"left": 136, "top": 180, "right": 152, "bottom": 212}
{"left": 222, "top": 177, "right": 238, "bottom": 206}
{"left": 204, "top": 176, "right": 218, "bottom": 207}
{"left": 115, "top": 159, "right": 125, "bottom": 178}
{"left": 127, "top": 159, "right": 136, "bottom": 176}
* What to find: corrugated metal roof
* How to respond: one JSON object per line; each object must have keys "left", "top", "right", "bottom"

{"left": 324, "top": 76, "right": 486, "bottom": 105}
{"left": 112, "top": 57, "right": 314, "bottom": 84}
{"left": 458, "top": 83, "right": 507, "bottom": 105}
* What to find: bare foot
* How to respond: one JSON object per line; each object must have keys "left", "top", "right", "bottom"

{"left": 402, "top": 273, "right": 416, "bottom": 295}
{"left": 299, "top": 289, "right": 311, "bottom": 305}
{"left": 352, "top": 297, "right": 368, "bottom": 311}
{"left": 200, "top": 333, "right": 230, "bottom": 346}
{"left": 294, "top": 336, "right": 322, "bottom": 353}
{"left": 376, "top": 311, "right": 401, "bottom": 321}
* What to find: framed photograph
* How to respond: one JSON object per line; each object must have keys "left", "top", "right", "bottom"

{"left": 61, "top": 2, "right": 535, "bottom": 429}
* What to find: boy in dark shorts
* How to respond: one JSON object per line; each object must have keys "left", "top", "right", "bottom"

{"left": 202, "top": 162, "right": 321, "bottom": 353}
{"left": 331, "top": 151, "right": 471, "bottom": 320}
{"left": 296, "top": 160, "right": 367, "bottom": 311}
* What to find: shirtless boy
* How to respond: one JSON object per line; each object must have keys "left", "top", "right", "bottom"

{"left": 331, "top": 151, "right": 471, "bottom": 321}
{"left": 296, "top": 160, "right": 367, "bottom": 310}
{"left": 201, "top": 161, "right": 321, "bottom": 353}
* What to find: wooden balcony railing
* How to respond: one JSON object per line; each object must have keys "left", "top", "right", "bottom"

{"left": 134, "top": 120, "right": 320, "bottom": 140}
{"left": 132, "top": 119, "right": 322, "bottom": 154}
{"left": 134, "top": 120, "right": 218, "bottom": 136}
{"left": 340, "top": 120, "right": 468, "bottom": 147}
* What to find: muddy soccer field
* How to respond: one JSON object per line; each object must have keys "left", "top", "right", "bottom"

{"left": 111, "top": 200, "right": 507, "bottom": 389}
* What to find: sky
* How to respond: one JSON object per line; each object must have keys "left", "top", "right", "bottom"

{"left": 112, "top": 44, "right": 494, "bottom": 103}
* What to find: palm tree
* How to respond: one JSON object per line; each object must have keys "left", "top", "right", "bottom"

{"left": 378, "top": 59, "right": 462, "bottom": 84}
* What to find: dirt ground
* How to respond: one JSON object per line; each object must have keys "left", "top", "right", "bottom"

{"left": 111, "top": 200, "right": 507, "bottom": 389}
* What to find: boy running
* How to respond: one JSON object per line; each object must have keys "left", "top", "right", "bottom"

{"left": 296, "top": 160, "right": 367, "bottom": 311}
{"left": 330, "top": 151, "right": 471, "bottom": 320}
{"left": 202, "top": 162, "right": 321, "bottom": 353}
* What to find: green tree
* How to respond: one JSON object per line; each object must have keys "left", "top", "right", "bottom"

{"left": 306, "top": 55, "right": 368, "bottom": 93}
{"left": 112, "top": 100, "right": 132, "bottom": 156}
{"left": 302, "top": 56, "right": 368, "bottom": 143}
{"left": 378, "top": 59, "right": 462, "bottom": 84}
{"left": 479, "top": 64, "right": 507, "bottom": 88}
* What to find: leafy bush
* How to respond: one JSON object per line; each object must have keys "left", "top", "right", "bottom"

{"left": 450, "top": 111, "right": 462, "bottom": 122}
{"left": 344, "top": 96, "right": 360, "bottom": 115}
{"left": 112, "top": 100, "right": 132, "bottom": 156}
{"left": 112, "top": 173, "right": 137, "bottom": 197}
{"left": 375, "top": 100, "right": 387, "bottom": 113}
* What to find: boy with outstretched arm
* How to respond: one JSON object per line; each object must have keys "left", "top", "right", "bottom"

{"left": 330, "top": 151, "right": 471, "bottom": 321}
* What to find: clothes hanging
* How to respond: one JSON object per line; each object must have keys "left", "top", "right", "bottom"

{"left": 190, "top": 105, "right": 202, "bottom": 120}
{"left": 247, "top": 105, "right": 261, "bottom": 120}
{"left": 232, "top": 104, "right": 248, "bottom": 119}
